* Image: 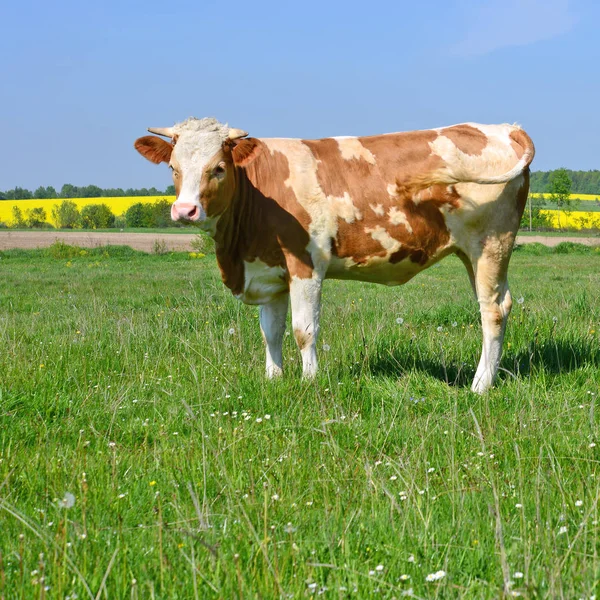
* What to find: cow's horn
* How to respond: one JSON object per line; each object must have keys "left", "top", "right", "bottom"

{"left": 228, "top": 128, "right": 248, "bottom": 140}
{"left": 147, "top": 127, "right": 175, "bottom": 138}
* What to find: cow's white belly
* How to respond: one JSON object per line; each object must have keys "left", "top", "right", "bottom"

{"left": 236, "top": 260, "right": 288, "bottom": 305}
{"left": 326, "top": 251, "right": 451, "bottom": 286}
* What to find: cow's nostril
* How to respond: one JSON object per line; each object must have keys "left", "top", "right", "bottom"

{"left": 188, "top": 206, "right": 198, "bottom": 219}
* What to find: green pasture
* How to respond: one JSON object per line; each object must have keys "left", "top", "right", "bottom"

{"left": 0, "top": 243, "right": 599, "bottom": 598}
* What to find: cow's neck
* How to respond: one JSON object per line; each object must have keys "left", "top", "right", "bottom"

{"left": 211, "top": 165, "right": 266, "bottom": 296}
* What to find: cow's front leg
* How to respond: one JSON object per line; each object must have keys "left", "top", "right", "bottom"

{"left": 259, "top": 293, "right": 289, "bottom": 378}
{"left": 290, "top": 276, "right": 322, "bottom": 378}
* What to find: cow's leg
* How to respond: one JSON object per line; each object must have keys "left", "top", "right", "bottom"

{"left": 470, "top": 238, "right": 514, "bottom": 394}
{"left": 289, "top": 276, "right": 322, "bottom": 378}
{"left": 259, "top": 293, "right": 289, "bottom": 378}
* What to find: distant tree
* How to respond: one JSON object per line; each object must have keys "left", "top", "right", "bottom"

{"left": 51, "top": 200, "right": 81, "bottom": 229}
{"left": 81, "top": 204, "right": 115, "bottom": 229}
{"left": 34, "top": 186, "right": 49, "bottom": 199}
{"left": 25, "top": 207, "right": 48, "bottom": 228}
{"left": 549, "top": 168, "right": 577, "bottom": 228}
{"left": 11, "top": 206, "right": 26, "bottom": 228}
{"left": 124, "top": 202, "right": 151, "bottom": 227}
{"left": 82, "top": 185, "right": 102, "bottom": 198}
{"left": 165, "top": 185, "right": 175, "bottom": 195}
{"left": 520, "top": 194, "right": 552, "bottom": 230}
{"left": 148, "top": 199, "right": 173, "bottom": 227}
{"left": 4, "top": 187, "right": 33, "bottom": 200}
{"left": 60, "top": 184, "right": 77, "bottom": 198}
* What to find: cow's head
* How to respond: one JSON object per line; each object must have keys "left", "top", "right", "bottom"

{"left": 134, "top": 117, "right": 249, "bottom": 233}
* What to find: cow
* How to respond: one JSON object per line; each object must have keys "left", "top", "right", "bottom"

{"left": 134, "top": 117, "right": 534, "bottom": 393}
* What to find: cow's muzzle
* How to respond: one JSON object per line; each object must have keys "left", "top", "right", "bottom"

{"left": 171, "top": 202, "right": 200, "bottom": 222}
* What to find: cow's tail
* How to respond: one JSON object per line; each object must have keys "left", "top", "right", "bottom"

{"left": 413, "top": 127, "right": 535, "bottom": 189}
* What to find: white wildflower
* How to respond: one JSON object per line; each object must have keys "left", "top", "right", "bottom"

{"left": 575, "top": 500, "right": 583, "bottom": 507}
{"left": 396, "top": 317, "right": 404, "bottom": 325}
{"left": 228, "top": 327, "right": 235, "bottom": 335}
{"left": 513, "top": 572, "right": 524, "bottom": 579}
{"left": 57, "top": 492, "right": 75, "bottom": 509}
{"left": 425, "top": 570, "right": 446, "bottom": 582}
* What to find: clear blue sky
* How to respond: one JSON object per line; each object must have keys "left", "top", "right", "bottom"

{"left": 1, "top": 0, "right": 597, "bottom": 191}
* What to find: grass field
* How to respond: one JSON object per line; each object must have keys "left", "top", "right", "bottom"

{"left": 0, "top": 243, "right": 599, "bottom": 598}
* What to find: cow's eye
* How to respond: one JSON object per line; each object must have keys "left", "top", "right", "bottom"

{"left": 214, "top": 164, "right": 226, "bottom": 177}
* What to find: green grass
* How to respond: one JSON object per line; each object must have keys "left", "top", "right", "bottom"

{"left": 4, "top": 227, "right": 197, "bottom": 234}
{"left": 0, "top": 245, "right": 599, "bottom": 599}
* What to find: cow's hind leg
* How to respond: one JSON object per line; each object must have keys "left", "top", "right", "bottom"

{"left": 469, "top": 236, "right": 514, "bottom": 394}
{"left": 260, "top": 293, "right": 289, "bottom": 378}
{"left": 290, "top": 276, "right": 322, "bottom": 378}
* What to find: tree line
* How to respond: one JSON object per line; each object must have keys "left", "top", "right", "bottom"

{"left": 530, "top": 170, "right": 600, "bottom": 194}
{"left": 1, "top": 169, "right": 600, "bottom": 200}
{"left": 0, "top": 184, "right": 175, "bottom": 200}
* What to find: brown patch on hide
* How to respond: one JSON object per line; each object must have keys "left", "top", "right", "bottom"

{"left": 440, "top": 124, "right": 488, "bottom": 156}
{"left": 303, "top": 131, "right": 457, "bottom": 266}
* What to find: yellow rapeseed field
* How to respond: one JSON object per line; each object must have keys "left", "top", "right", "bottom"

{"left": 0, "top": 196, "right": 175, "bottom": 226}
{"left": 1, "top": 195, "right": 599, "bottom": 230}
{"left": 540, "top": 209, "right": 600, "bottom": 229}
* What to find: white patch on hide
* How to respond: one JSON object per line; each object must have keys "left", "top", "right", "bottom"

{"left": 364, "top": 225, "right": 401, "bottom": 253}
{"left": 388, "top": 207, "right": 413, "bottom": 233}
{"left": 370, "top": 203, "right": 385, "bottom": 216}
{"left": 329, "top": 192, "right": 362, "bottom": 223}
{"left": 334, "top": 137, "right": 376, "bottom": 164}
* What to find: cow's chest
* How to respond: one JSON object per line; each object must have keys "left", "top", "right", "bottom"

{"left": 235, "top": 260, "right": 288, "bottom": 305}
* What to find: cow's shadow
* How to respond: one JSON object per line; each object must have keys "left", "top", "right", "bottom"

{"left": 367, "top": 337, "right": 599, "bottom": 388}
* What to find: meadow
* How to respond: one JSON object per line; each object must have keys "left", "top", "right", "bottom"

{"left": 0, "top": 243, "right": 599, "bottom": 599}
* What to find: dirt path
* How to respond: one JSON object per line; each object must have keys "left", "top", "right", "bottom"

{"left": 0, "top": 231, "right": 598, "bottom": 251}
{"left": 0, "top": 231, "right": 197, "bottom": 252}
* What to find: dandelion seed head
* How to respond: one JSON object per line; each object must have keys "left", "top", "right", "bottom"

{"left": 57, "top": 492, "right": 75, "bottom": 509}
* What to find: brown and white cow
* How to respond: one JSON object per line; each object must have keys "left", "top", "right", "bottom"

{"left": 134, "top": 117, "right": 534, "bottom": 393}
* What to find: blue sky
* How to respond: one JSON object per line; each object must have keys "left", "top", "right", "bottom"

{"left": 1, "top": 0, "right": 597, "bottom": 190}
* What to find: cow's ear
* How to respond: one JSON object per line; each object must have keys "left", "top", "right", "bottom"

{"left": 231, "top": 138, "right": 263, "bottom": 167}
{"left": 134, "top": 136, "right": 173, "bottom": 164}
